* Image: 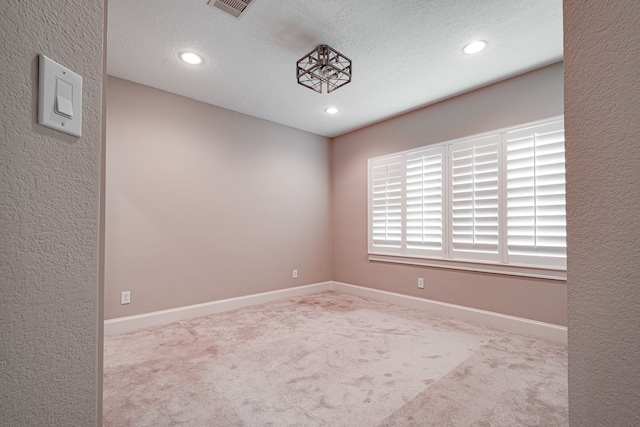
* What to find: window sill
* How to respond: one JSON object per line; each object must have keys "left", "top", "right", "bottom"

{"left": 368, "top": 254, "right": 567, "bottom": 281}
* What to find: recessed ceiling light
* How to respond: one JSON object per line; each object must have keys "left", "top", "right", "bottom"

{"left": 180, "top": 52, "right": 203, "bottom": 65}
{"left": 463, "top": 40, "right": 488, "bottom": 55}
{"left": 325, "top": 107, "right": 339, "bottom": 115}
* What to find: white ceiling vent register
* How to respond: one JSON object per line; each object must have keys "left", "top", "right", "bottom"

{"left": 207, "top": 0, "right": 254, "bottom": 18}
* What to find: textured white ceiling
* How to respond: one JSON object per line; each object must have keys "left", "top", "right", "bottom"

{"left": 107, "top": 0, "right": 563, "bottom": 137}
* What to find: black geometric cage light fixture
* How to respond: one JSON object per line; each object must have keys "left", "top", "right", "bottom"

{"left": 296, "top": 45, "right": 352, "bottom": 93}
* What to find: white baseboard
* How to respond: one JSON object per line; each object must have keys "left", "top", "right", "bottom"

{"left": 104, "top": 282, "right": 332, "bottom": 336}
{"left": 105, "top": 280, "right": 567, "bottom": 344}
{"left": 329, "top": 281, "right": 567, "bottom": 345}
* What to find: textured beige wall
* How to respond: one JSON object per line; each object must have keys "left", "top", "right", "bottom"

{"left": 105, "top": 77, "right": 332, "bottom": 319}
{"left": 332, "top": 63, "right": 567, "bottom": 326}
{"left": 0, "top": 1, "right": 104, "bottom": 425}
{"left": 564, "top": 1, "right": 640, "bottom": 425}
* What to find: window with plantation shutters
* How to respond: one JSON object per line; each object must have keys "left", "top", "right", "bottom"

{"left": 405, "top": 147, "right": 445, "bottom": 257}
{"left": 506, "top": 120, "right": 566, "bottom": 268}
{"left": 450, "top": 135, "right": 501, "bottom": 262}
{"left": 367, "top": 116, "right": 566, "bottom": 277}
{"left": 369, "top": 155, "right": 403, "bottom": 255}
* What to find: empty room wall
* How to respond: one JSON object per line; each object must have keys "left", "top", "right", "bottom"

{"left": 332, "top": 63, "right": 567, "bottom": 326}
{"left": 0, "top": 1, "right": 104, "bottom": 424}
{"left": 105, "top": 77, "right": 331, "bottom": 319}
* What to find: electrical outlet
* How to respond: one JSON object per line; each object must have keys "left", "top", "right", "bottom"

{"left": 121, "top": 291, "right": 131, "bottom": 304}
{"left": 418, "top": 278, "right": 424, "bottom": 289}
{"left": 293, "top": 269, "right": 298, "bottom": 279}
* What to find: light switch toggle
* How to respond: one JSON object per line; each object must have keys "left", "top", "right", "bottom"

{"left": 54, "top": 78, "right": 74, "bottom": 119}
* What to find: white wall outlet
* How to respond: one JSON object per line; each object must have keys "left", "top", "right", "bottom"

{"left": 121, "top": 291, "right": 131, "bottom": 304}
{"left": 293, "top": 269, "right": 298, "bottom": 279}
{"left": 418, "top": 278, "right": 424, "bottom": 289}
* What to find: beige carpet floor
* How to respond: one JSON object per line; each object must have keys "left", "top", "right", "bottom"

{"left": 103, "top": 291, "right": 568, "bottom": 426}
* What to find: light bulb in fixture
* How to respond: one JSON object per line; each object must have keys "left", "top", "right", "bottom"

{"left": 463, "top": 40, "right": 488, "bottom": 55}
{"left": 180, "top": 52, "right": 203, "bottom": 65}
{"left": 325, "top": 107, "right": 339, "bottom": 115}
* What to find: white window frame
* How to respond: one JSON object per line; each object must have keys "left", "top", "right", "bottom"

{"left": 367, "top": 116, "right": 567, "bottom": 281}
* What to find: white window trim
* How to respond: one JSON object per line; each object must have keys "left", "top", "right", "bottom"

{"left": 369, "top": 254, "right": 566, "bottom": 281}
{"left": 367, "top": 116, "right": 567, "bottom": 280}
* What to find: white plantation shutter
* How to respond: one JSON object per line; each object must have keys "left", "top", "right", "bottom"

{"left": 367, "top": 116, "right": 566, "bottom": 274}
{"left": 405, "top": 147, "right": 445, "bottom": 257}
{"left": 369, "top": 155, "right": 403, "bottom": 255}
{"left": 450, "top": 135, "right": 501, "bottom": 262}
{"left": 506, "top": 120, "right": 566, "bottom": 268}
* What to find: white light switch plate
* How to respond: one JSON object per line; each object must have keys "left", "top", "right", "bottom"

{"left": 38, "top": 55, "right": 82, "bottom": 137}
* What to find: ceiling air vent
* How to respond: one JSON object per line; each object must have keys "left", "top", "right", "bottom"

{"left": 207, "top": 0, "right": 254, "bottom": 19}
